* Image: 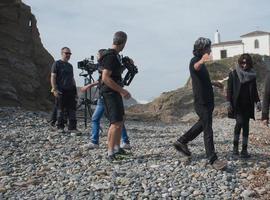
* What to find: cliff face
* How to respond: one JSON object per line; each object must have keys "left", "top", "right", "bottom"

{"left": 127, "top": 55, "right": 270, "bottom": 123}
{"left": 0, "top": 0, "right": 54, "bottom": 110}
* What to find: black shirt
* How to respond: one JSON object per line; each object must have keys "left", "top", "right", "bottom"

{"left": 51, "top": 60, "right": 75, "bottom": 91}
{"left": 100, "top": 49, "right": 124, "bottom": 92}
{"left": 189, "top": 56, "right": 214, "bottom": 105}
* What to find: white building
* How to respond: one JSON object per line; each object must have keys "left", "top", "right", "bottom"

{"left": 212, "top": 30, "right": 270, "bottom": 60}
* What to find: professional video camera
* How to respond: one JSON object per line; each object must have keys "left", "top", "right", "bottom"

{"left": 77, "top": 55, "right": 99, "bottom": 128}
{"left": 121, "top": 56, "right": 138, "bottom": 86}
{"left": 78, "top": 55, "right": 99, "bottom": 75}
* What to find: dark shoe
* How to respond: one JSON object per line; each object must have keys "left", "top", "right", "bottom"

{"left": 114, "top": 148, "right": 132, "bottom": 160}
{"left": 49, "top": 120, "right": 56, "bottom": 127}
{"left": 68, "top": 129, "right": 82, "bottom": 136}
{"left": 173, "top": 141, "right": 191, "bottom": 156}
{"left": 232, "top": 146, "right": 239, "bottom": 156}
{"left": 57, "top": 128, "right": 65, "bottom": 134}
{"left": 106, "top": 154, "right": 117, "bottom": 163}
{"left": 212, "top": 159, "right": 227, "bottom": 170}
{"left": 115, "top": 148, "right": 127, "bottom": 155}
{"left": 121, "top": 143, "right": 132, "bottom": 150}
{"left": 240, "top": 150, "right": 251, "bottom": 159}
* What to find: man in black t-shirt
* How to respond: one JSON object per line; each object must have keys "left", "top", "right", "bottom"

{"left": 51, "top": 47, "right": 79, "bottom": 134}
{"left": 173, "top": 37, "right": 227, "bottom": 170}
{"left": 100, "top": 31, "right": 132, "bottom": 161}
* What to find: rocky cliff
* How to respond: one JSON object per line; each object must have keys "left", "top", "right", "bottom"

{"left": 0, "top": 0, "right": 54, "bottom": 110}
{"left": 127, "top": 54, "right": 270, "bottom": 123}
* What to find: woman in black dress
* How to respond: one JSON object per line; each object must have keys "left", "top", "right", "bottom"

{"left": 227, "top": 53, "right": 261, "bottom": 158}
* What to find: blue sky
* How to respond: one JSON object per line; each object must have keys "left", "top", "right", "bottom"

{"left": 23, "top": 0, "right": 270, "bottom": 102}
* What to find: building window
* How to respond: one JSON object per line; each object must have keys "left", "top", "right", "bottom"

{"left": 254, "top": 39, "right": 259, "bottom": 49}
{"left": 220, "top": 50, "right": 227, "bottom": 59}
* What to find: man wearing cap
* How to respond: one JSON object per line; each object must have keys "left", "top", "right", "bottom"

{"left": 173, "top": 37, "right": 227, "bottom": 170}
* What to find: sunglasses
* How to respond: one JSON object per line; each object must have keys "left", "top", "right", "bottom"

{"left": 241, "top": 61, "right": 247, "bottom": 65}
{"left": 63, "top": 52, "right": 72, "bottom": 55}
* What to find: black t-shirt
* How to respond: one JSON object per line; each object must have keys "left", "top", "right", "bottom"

{"left": 100, "top": 50, "right": 124, "bottom": 92}
{"left": 189, "top": 56, "right": 214, "bottom": 105}
{"left": 51, "top": 60, "right": 75, "bottom": 91}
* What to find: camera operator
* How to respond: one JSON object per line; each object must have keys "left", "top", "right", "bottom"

{"left": 99, "top": 31, "right": 132, "bottom": 162}
{"left": 80, "top": 49, "right": 132, "bottom": 150}
{"left": 51, "top": 47, "right": 80, "bottom": 134}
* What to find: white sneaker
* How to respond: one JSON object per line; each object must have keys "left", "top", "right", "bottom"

{"left": 121, "top": 143, "right": 132, "bottom": 150}
{"left": 69, "top": 129, "right": 82, "bottom": 136}
{"left": 57, "top": 128, "right": 65, "bottom": 134}
{"left": 81, "top": 142, "right": 99, "bottom": 149}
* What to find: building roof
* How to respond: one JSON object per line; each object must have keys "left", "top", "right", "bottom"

{"left": 212, "top": 40, "right": 243, "bottom": 47}
{"left": 240, "top": 31, "right": 270, "bottom": 37}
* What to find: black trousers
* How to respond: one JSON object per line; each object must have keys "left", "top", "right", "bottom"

{"left": 50, "top": 99, "right": 58, "bottom": 124}
{"left": 50, "top": 98, "right": 67, "bottom": 125}
{"left": 56, "top": 90, "right": 77, "bottom": 130}
{"left": 234, "top": 113, "right": 250, "bottom": 150}
{"left": 178, "top": 103, "right": 217, "bottom": 164}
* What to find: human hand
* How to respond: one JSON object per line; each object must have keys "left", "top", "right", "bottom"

{"left": 213, "top": 81, "right": 224, "bottom": 89}
{"left": 256, "top": 102, "right": 262, "bottom": 112}
{"left": 201, "top": 53, "right": 211, "bottom": 63}
{"left": 53, "top": 90, "right": 61, "bottom": 97}
{"left": 225, "top": 102, "right": 233, "bottom": 113}
{"left": 121, "top": 89, "right": 131, "bottom": 99}
{"left": 262, "top": 119, "right": 269, "bottom": 127}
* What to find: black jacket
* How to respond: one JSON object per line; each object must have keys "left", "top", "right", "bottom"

{"left": 262, "top": 73, "right": 270, "bottom": 120}
{"left": 227, "top": 70, "right": 260, "bottom": 119}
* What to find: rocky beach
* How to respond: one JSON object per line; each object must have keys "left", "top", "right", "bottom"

{"left": 0, "top": 107, "right": 269, "bottom": 199}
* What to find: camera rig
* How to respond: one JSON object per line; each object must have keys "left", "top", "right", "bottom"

{"left": 77, "top": 52, "right": 139, "bottom": 128}
{"left": 121, "top": 56, "right": 138, "bottom": 86}
{"left": 78, "top": 55, "right": 99, "bottom": 76}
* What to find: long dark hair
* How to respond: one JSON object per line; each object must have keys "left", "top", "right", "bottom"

{"left": 238, "top": 53, "right": 253, "bottom": 69}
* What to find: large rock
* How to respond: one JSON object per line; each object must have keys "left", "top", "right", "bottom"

{"left": 127, "top": 54, "right": 270, "bottom": 123}
{"left": 0, "top": 0, "right": 54, "bottom": 110}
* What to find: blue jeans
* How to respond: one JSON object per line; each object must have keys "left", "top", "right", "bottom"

{"left": 91, "top": 97, "right": 130, "bottom": 145}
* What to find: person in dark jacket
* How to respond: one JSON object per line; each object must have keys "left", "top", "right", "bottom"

{"left": 226, "top": 53, "right": 261, "bottom": 158}
{"left": 262, "top": 73, "right": 270, "bottom": 127}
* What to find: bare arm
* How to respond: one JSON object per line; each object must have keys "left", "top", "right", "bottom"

{"left": 50, "top": 73, "right": 60, "bottom": 97}
{"left": 102, "top": 70, "right": 124, "bottom": 93}
{"left": 194, "top": 53, "right": 211, "bottom": 71}
{"left": 80, "top": 81, "right": 99, "bottom": 92}
{"left": 73, "top": 78, "right": 76, "bottom": 86}
{"left": 102, "top": 69, "right": 131, "bottom": 99}
{"left": 194, "top": 59, "right": 205, "bottom": 71}
{"left": 51, "top": 73, "right": 57, "bottom": 90}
